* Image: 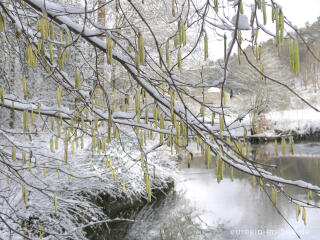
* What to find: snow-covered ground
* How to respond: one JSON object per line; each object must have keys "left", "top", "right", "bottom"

{"left": 0, "top": 124, "right": 176, "bottom": 239}
{"left": 266, "top": 108, "right": 320, "bottom": 135}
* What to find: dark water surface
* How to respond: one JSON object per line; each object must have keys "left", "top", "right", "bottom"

{"left": 125, "top": 142, "right": 320, "bottom": 240}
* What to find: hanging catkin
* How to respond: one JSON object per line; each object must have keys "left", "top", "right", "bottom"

{"left": 178, "top": 48, "right": 182, "bottom": 72}
{"left": 106, "top": 35, "right": 112, "bottom": 64}
{"left": 0, "top": 88, "right": 4, "bottom": 105}
{"left": 138, "top": 29, "right": 145, "bottom": 64}
{"left": 166, "top": 40, "right": 170, "bottom": 67}
{"left": 302, "top": 207, "right": 306, "bottom": 225}
{"left": 296, "top": 204, "right": 301, "bottom": 221}
{"left": 172, "top": 0, "right": 175, "bottom": 17}
{"left": 288, "top": 38, "right": 294, "bottom": 72}
{"left": 57, "top": 86, "right": 62, "bottom": 107}
{"left": 214, "top": 0, "right": 218, "bottom": 12}
{"left": 281, "top": 137, "right": 286, "bottom": 155}
{"left": 204, "top": 33, "right": 208, "bottom": 60}
{"left": 262, "top": 0, "right": 267, "bottom": 25}
{"left": 294, "top": 39, "right": 300, "bottom": 76}
{"left": 22, "top": 186, "right": 27, "bottom": 204}
{"left": 23, "top": 77, "right": 27, "bottom": 93}
{"left": 53, "top": 193, "right": 57, "bottom": 212}
{"left": 12, "top": 147, "right": 16, "bottom": 161}
{"left": 279, "top": 10, "right": 284, "bottom": 43}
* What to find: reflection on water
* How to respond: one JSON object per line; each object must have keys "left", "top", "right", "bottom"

{"left": 126, "top": 142, "right": 320, "bottom": 240}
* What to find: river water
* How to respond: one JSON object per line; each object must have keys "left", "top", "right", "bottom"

{"left": 125, "top": 141, "right": 320, "bottom": 240}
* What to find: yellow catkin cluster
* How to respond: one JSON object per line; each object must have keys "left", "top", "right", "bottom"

{"left": 40, "top": 13, "right": 49, "bottom": 41}
{"left": 211, "top": 111, "right": 215, "bottom": 125}
{"left": 0, "top": 14, "right": 6, "bottom": 32}
{"left": 200, "top": 105, "right": 204, "bottom": 118}
{"left": 51, "top": 118, "right": 55, "bottom": 131}
{"left": 68, "top": 167, "right": 72, "bottom": 181}
{"left": 239, "top": 2, "right": 244, "bottom": 14}
{"left": 262, "top": 0, "right": 266, "bottom": 25}
{"left": 281, "top": 137, "right": 286, "bottom": 155}
{"left": 307, "top": 190, "right": 312, "bottom": 204}
{"left": 238, "top": 31, "right": 242, "bottom": 64}
{"left": 172, "top": 0, "right": 175, "bottom": 17}
{"left": 252, "top": 176, "right": 256, "bottom": 188}
{"left": 75, "top": 68, "right": 82, "bottom": 89}
{"left": 173, "top": 35, "right": 178, "bottom": 48}
{"left": 112, "top": 168, "right": 116, "bottom": 181}
{"left": 259, "top": 178, "right": 263, "bottom": 191}
{"left": 226, "top": 137, "right": 231, "bottom": 151}
{"left": 246, "top": 143, "right": 250, "bottom": 158}
{"left": 219, "top": 115, "right": 224, "bottom": 139}
{"left": 204, "top": 33, "right": 208, "bottom": 60}
{"left": 205, "top": 144, "right": 211, "bottom": 168}
{"left": 288, "top": 38, "right": 294, "bottom": 72}
{"left": 50, "top": 21, "right": 54, "bottom": 40}
{"left": 39, "top": 225, "right": 43, "bottom": 239}
{"left": 108, "top": 117, "right": 112, "bottom": 143}
{"left": 274, "top": 8, "right": 280, "bottom": 55}
{"left": 160, "top": 114, "right": 164, "bottom": 144}
{"left": 22, "top": 186, "right": 27, "bottom": 204}
{"left": 302, "top": 207, "right": 306, "bottom": 225}
{"left": 26, "top": 44, "right": 37, "bottom": 67}
{"left": 106, "top": 35, "right": 112, "bottom": 64}
{"left": 214, "top": 0, "right": 218, "bottom": 12}
{"left": 57, "top": 86, "right": 62, "bottom": 107}
{"left": 166, "top": 40, "right": 170, "bottom": 68}
{"left": 23, "top": 111, "right": 29, "bottom": 131}
{"left": 60, "top": 29, "right": 63, "bottom": 42}
{"left": 64, "top": 140, "right": 68, "bottom": 164}
{"left": 58, "top": 46, "right": 66, "bottom": 70}
{"left": 48, "top": 43, "right": 53, "bottom": 63}
{"left": 296, "top": 204, "right": 301, "bottom": 221}
{"left": 50, "top": 137, "right": 54, "bottom": 152}
{"left": 178, "top": 20, "right": 186, "bottom": 46}
{"left": 255, "top": 45, "right": 262, "bottom": 61}
{"left": 53, "top": 193, "right": 57, "bottom": 212}
{"left": 178, "top": 49, "right": 182, "bottom": 72}
{"left": 294, "top": 40, "right": 300, "bottom": 76}
{"left": 135, "top": 90, "right": 141, "bottom": 123}
{"left": 22, "top": 150, "right": 26, "bottom": 165}
{"left": 57, "top": 120, "right": 61, "bottom": 137}
{"left": 65, "top": 33, "right": 69, "bottom": 58}
{"left": 31, "top": 109, "right": 34, "bottom": 124}
{"left": 23, "top": 77, "right": 27, "bottom": 94}
{"left": 289, "top": 137, "right": 294, "bottom": 154}
{"left": 12, "top": 147, "right": 16, "bottom": 161}
{"left": 138, "top": 29, "right": 145, "bottom": 65}
{"left": 230, "top": 165, "right": 234, "bottom": 181}
{"left": 215, "top": 155, "right": 224, "bottom": 183}
{"left": 260, "top": 63, "right": 264, "bottom": 81}
{"left": 279, "top": 10, "right": 284, "bottom": 43}
{"left": 1, "top": 88, "right": 4, "bottom": 104}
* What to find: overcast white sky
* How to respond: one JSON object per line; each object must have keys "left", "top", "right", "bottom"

{"left": 208, "top": 0, "right": 320, "bottom": 60}
{"left": 275, "top": 0, "right": 320, "bottom": 28}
